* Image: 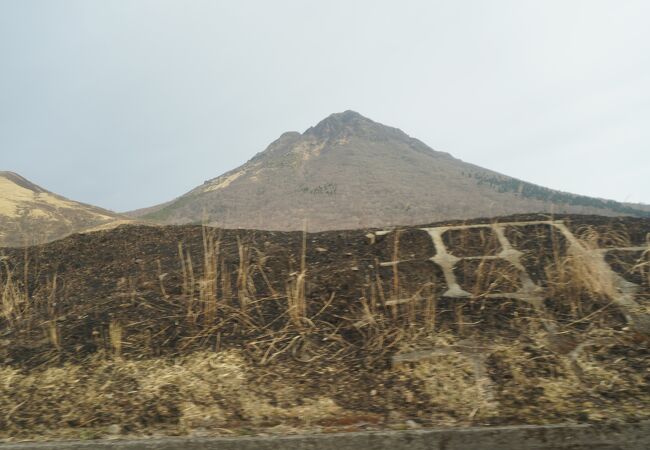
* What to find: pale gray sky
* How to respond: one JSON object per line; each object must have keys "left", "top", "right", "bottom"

{"left": 1, "top": 0, "right": 649, "bottom": 211}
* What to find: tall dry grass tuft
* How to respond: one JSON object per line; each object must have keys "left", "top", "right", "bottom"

{"left": 109, "top": 319, "right": 123, "bottom": 357}
{"left": 47, "top": 322, "right": 61, "bottom": 351}
{"left": 178, "top": 225, "right": 261, "bottom": 340}
{"left": 423, "top": 282, "right": 438, "bottom": 331}
{"left": 46, "top": 273, "right": 57, "bottom": 317}
{"left": 236, "top": 236, "right": 253, "bottom": 311}
{"left": 389, "top": 230, "right": 401, "bottom": 319}
{"left": 286, "top": 228, "right": 308, "bottom": 329}
{"left": 156, "top": 259, "right": 168, "bottom": 299}
{"left": 200, "top": 226, "right": 220, "bottom": 324}
{"left": 571, "top": 227, "right": 624, "bottom": 297}
{"left": 632, "top": 233, "right": 650, "bottom": 286}
{"left": 545, "top": 227, "right": 620, "bottom": 310}
{"left": 178, "top": 241, "right": 197, "bottom": 324}
{"left": 45, "top": 273, "right": 61, "bottom": 351}
{"left": 0, "top": 259, "right": 29, "bottom": 327}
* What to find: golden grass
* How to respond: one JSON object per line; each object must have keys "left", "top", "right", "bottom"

{"left": 109, "top": 320, "right": 123, "bottom": 357}
{"left": 395, "top": 332, "right": 492, "bottom": 422}
{"left": 0, "top": 176, "right": 111, "bottom": 220}
{"left": 547, "top": 227, "right": 620, "bottom": 301}
{"left": 177, "top": 227, "right": 226, "bottom": 329}
{"left": 200, "top": 226, "right": 220, "bottom": 324}
{"left": 286, "top": 228, "right": 308, "bottom": 329}
{"left": 0, "top": 350, "right": 350, "bottom": 439}
{"left": 0, "top": 260, "right": 29, "bottom": 327}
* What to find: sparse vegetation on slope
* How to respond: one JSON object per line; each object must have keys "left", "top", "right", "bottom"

{"left": 132, "top": 111, "right": 650, "bottom": 231}
{"left": 471, "top": 172, "right": 650, "bottom": 217}
{"left": 0, "top": 214, "right": 648, "bottom": 441}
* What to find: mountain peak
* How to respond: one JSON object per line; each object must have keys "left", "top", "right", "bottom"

{"left": 320, "top": 110, "right": 368, "bottom": 123}
{"left": 304, "top": 110, "right": 379, "bottom": 139}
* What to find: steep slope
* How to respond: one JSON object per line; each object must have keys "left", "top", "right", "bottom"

{"left": 0, "top": 171, "right": 130, "bottom": 246}
{"left": 135, "top": 111, "right": 650, "bottom": 230}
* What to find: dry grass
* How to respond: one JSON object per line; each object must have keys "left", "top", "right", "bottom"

{"left": 490, "top": 324, "right": 648, "bottom": 423}
{"left": 631, "top": 233, "right": 650, "bottom": 286}
{"left": 0, "top": 260, "right": 29, "bottom": 327}
{"left": 108, "top": 320, "right": 123, "bottom": 357}
{"left": 177, "top": 227, "right": 226, "bottom": 329}
{"left": 540, "top": 225, "right": 650, "bottom": 333}
{"left": 394, "top": 332, "right": 496, "bottom": 422}
{"left": 546, "top": 227, "right": 621, "bottom": 302}
{"left": 286, "top": 228, "right": 308, "bottom": 329}
{"left": 1, "top": 223, "right": 649, "bottom": 440}
{"left": 200, "top": 226, "right": 220, "bottom": 325}
{"left": 178, "top": 241, "right": 197, "bottom": 324}
{"left": 0, "top": 350, "right": 349, "bottom": 440}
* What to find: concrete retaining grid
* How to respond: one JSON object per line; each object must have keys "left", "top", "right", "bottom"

{"left": 2, "top": 422, "right": 649, "bottom": 450}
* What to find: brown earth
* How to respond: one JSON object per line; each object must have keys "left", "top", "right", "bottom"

{"left": 0, "top": 214, "right": 649, "bottom": 441}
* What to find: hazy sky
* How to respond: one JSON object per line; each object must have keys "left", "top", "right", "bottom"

{"left": 1, "top": 0, "right": 649, "bottom": 211}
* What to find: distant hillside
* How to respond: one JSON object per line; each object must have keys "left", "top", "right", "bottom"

{"left": 0, "top": 171, "right": 130, "bottom": 247}
{"left": 131, "top": 111, "right": 650, "bottom": 230}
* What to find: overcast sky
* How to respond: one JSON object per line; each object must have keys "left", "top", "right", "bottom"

{"left": 1, "top": 0, "right": 649, "bottom": 211}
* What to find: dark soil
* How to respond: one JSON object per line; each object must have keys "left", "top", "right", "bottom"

{"left": 0, "top": 213, "right": 649, "bottom": 438}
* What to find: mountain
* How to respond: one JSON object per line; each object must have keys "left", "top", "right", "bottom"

{"left": 0, "top": 171, "right": 130, "bottom": 247}
{"left": 131, "top": 111, "right": 650, "bottom": 230}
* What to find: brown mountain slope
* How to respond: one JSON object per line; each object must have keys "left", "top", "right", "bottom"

{"left": 134, "top": 111, "right": 650, "bottom": 230}
{"left": 0, "top": 171, "right": 130, "bottom": 247}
